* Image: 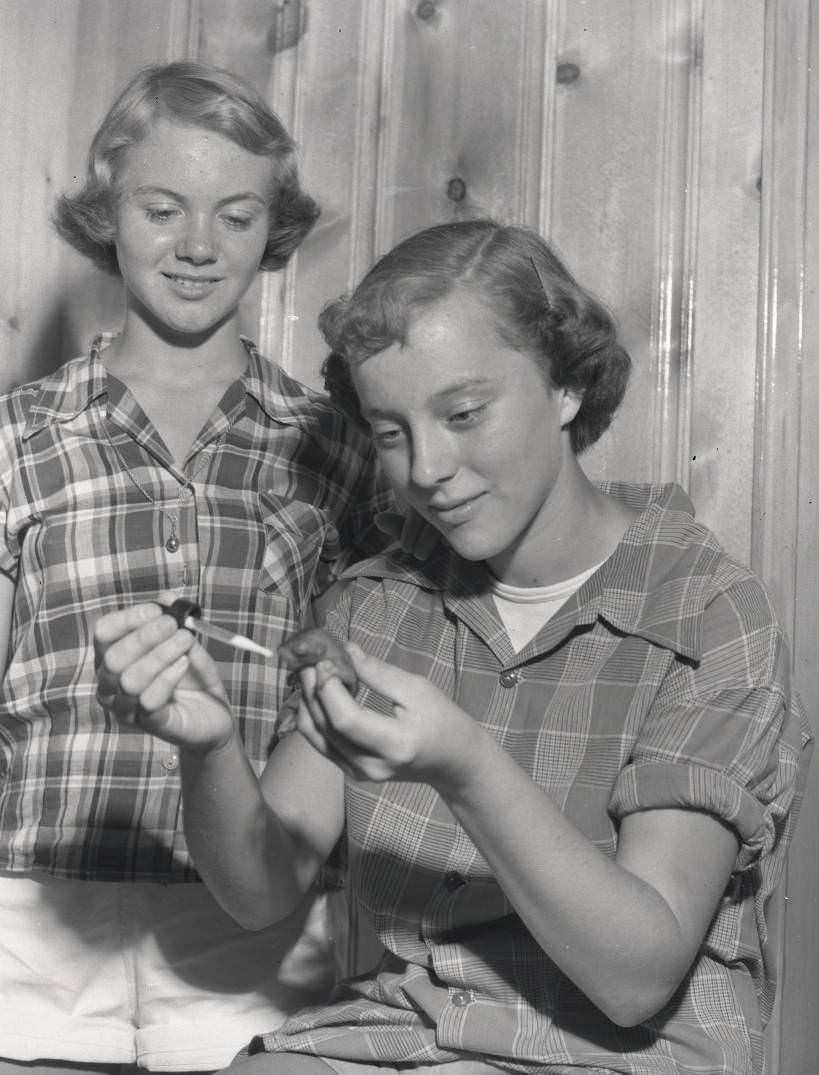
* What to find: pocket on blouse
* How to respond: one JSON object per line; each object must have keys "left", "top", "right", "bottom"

{"left": 257, "top": 494, "right": 341, "bottom": 613}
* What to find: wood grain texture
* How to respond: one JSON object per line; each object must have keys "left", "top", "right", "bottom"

{"left": 0, "top": 0, "right": 83, "bottom": 390}
{"left": 550, "top": 2, "right": 674, "bottom": 486}
{"left": 373, "top": 1, "right": 551, "bottom": 245}
{"left": 0, "top": 2, "right": 816, "bottom": 1066}
{"left": 686, "top": 0, "right": 764, "bottom": 564}
{"left": 755, "top": 1, "right": 817, "bottom": 1070}
{"left": 0, "top": 0, "right": 198, "bottom": 391}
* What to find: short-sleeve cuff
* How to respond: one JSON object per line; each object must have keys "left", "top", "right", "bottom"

{"left": 0, "top": 508, "right": 17, "bottom": 577}
{"left": 610, "top": 761, "right": 771, "bottom": 870}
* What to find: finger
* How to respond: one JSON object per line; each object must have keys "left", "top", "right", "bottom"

{"left": 95, "top": 684, "right": 118, "bottom": 711}
{"left": 313, "top": 658, "right": 348, "bottom": 692}
{"left": 314, "top": 677, "right": 405, "bottom": 764}
{"left": 305, "top": 683, "right": 406, "bottom": 784}
{"left": 344, "top": 644, "right": 406, "bottom": 705}
{"left": 275, "top": 695, "right": 300, "bottom": 737}
{"left": 107, "top": 678, "right": 144, "bottom": 724}
{"left": 136, "top": 654, "right": 192, "bottom": 716}
{"left": 291, "top": 671, "right": 362, "bottom": 749}
{"left": 93, "top": 602, "right": 165, "bottom": 669}
{"left": 293, "top": 698, "right": 375, "bottom": 782}
{"left": 98, "top": 613, "right": 180, "bottom": 686}
{"left": 156, "top": 587, "right": 185, "bottom": 607}
{"left": 291, "top": 691, "right": 337, "bottom": 758}
{"left": 290, "top": 665, "right": 395, "bottom": 772}
{"left": 100, "top": 620, "right": 194, "bottom": 716}
{"left": 296, "top": 664, "right": 334, "bottom": 733}
{"left": 118, "top": 629, "right": 196, "bottom": 700}
{"left": 184, "top": 638, "right": 230, "bottom": 694}
{"left": 105, "top": 651, "right": 190, "bottom": 729}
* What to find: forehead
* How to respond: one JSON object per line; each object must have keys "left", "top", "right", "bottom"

{"left": 116, "top": 120, "right": 276, "bottom": 195}
{"left": 404, "top": 291, "right": 502, "bottom": 353}
{"left": 353, "top": 293, "right": 540, "bottom": 410}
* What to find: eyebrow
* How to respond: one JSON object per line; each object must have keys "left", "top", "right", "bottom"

{"left": 128, "top": 185, "right": 267, "bottom": 208}
{"left": 360, "top": 376, "right": 495, "bottom": 420}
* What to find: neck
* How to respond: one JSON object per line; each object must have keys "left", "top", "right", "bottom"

{"left": 488, "top": 461, "right": 638, "bottom": 587}
{"left": 105, "top": 307, "right": 250, "bottom": 387}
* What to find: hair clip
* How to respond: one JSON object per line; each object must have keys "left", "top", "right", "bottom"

{"left": 529, "top": 257, "right": 550, "bottom": 309}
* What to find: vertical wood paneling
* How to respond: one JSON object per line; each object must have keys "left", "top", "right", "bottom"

{"left": 57, "top": 0, "right": 200, "bottom": 363}
{"left": 373, "top": 1, "right": 552, "bottom": 250}
{"left": 0, "top": 0, "right": 198, "bottom": 391}
{"left": 256, "top": 6, "right": 303, "bottom": 372}
{"left": 533, "top": 2, "right": 562, "bottom": 238}
{"left": 195, "top": 0, "right": 280, "bottom": 362}
{"left": 272, "top": 0, "right": 560, "bottom": 387}
{"left": 786, "top": 62, "right": 819, "bottom": 1063}
{"left": 550, "top": 2, "right": 680, "bottom": 484}
{"left": 264, "top": 0, "right": 383, "bottom": 384}
{"left": 753, "top": 0, "right": 808, "bottom": 635}
{"left": 1, "top": 1, "right": 817, "bottom": 1065}
{"left": 686, "top": 0, "right": 764, "bottom": 563}
{"left": 755, "top": 1, "right": 816, "bottom": 1071}
{"left": 652, "top": 0, "right": 702, "bottom": 495}
{"left": 196, "top": 0, "right": 289, "bottom": 94}
{"left": 0, "top": 0, "right": 83, "bottom": 390}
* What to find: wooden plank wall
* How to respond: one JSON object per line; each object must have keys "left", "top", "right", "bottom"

{"left": 0, "top": 1, "right": 816, "bottom": 1070}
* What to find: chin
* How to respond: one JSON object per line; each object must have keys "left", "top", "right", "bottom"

{"left": 444, "top": 533, "right": 502, "bottom": 563}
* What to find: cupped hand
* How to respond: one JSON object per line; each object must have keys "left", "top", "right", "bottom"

{"left": 292, "top": 644, "right": 485, "bottom": 790}
{"left": 94, "top": 601, "right": 235, "bottom": 754}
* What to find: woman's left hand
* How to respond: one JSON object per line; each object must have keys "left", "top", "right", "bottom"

{"left": 292, "top": 643, "right": 484, "bottom": 788}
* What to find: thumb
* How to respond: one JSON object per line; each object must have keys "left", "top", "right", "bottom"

{"left": 345, "top": 643, "right": 413, "bottom": 705}
{"left": 182, "top": 638, "right": 230, "bottom": 697}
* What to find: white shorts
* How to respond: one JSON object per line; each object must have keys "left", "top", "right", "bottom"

{"left": 0, "top": 872, "right": 344, "bottom": 1072}
{"left": 320, "top": 1060, "right": 508, "bottom": 1075}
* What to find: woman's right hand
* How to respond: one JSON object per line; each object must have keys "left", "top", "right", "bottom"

{"left": 93, "top": 601, "right": 236, "bottom": 754}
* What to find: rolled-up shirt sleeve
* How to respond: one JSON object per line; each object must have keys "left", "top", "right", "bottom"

{"left": 610, "top": 583, "right": 810, "bottom": 871}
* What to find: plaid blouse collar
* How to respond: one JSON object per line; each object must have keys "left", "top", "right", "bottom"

{"left": 344, "top": 483, "right": 722, "bottom": 662}
{"left": 22, "top": 335, "right": 320, "bottom": 440}
{"left": 22, "top": 335, "right": 113, "bottom": 437}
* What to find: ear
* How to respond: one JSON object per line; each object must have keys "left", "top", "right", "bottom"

{"left": 559, "top": 387, "right": 583, "bottom": 428}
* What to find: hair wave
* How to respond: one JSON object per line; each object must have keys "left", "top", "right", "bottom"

{"left": 321, "top": 220, "right": 630, "bottom": 454}
{"left": 53, "top": 60, "right": 319, "bottom": 275}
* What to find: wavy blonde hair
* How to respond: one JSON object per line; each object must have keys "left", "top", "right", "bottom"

{"left": 53, "top": 60, "right": 319, "bottom": 274}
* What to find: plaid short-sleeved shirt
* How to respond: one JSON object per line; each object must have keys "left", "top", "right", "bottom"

{"left": 0, "top": 335, "right": 392, "bottom": 881}
{"left": 254, "top": 483, "right": 812, "bottom": 1075}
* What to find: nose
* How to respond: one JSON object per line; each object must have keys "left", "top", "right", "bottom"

{"left": 175, "top": 215, "right": 217, "bottom": 264}
{"left": 409, "top": 428, "right": 459, "bottom": 489}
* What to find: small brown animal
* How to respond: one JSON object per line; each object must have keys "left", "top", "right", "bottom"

{"left": 278, "top": 627, "right": 359, "bottom": 692}
{"left": 276, "top": 629, "right": 359, "bottom": 734}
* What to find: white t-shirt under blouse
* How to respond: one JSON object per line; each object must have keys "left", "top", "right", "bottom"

{"left": 490, "top": 562, "right": 604, "bottom": 651}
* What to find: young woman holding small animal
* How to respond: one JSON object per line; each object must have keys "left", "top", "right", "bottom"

{"left": 94, "top": 220, "right": 810, "bottom": 1075}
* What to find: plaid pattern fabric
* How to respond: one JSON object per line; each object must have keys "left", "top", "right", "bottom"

{"left": 253, "top": 484, "right": 812, "bottom": 1075}
{"left": 0, "top": 336, "right": 392, "bottom": 881}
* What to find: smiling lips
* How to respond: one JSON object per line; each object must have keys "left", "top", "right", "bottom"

{"left": 163, "top": 272, "right": 222, "bottom": 298}
{"left": 428, "top": 493, "right": 483, "bottom": 524}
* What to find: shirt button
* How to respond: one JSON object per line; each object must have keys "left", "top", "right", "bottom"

{"left": 499, "top": 668, "right": 522, "bottom": 688}
{"left": 450, "top": 990, "right": 472, "bottom": 1007}
{"left": 444, "top": 870, "right": 466, "bottom": 891}
{"left": 162, "top": 753, "right": 180, "bottom": 771}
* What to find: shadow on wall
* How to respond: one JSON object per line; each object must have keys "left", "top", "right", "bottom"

{"left": 15, "top": 267, "right": 125, "bottom": 390}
